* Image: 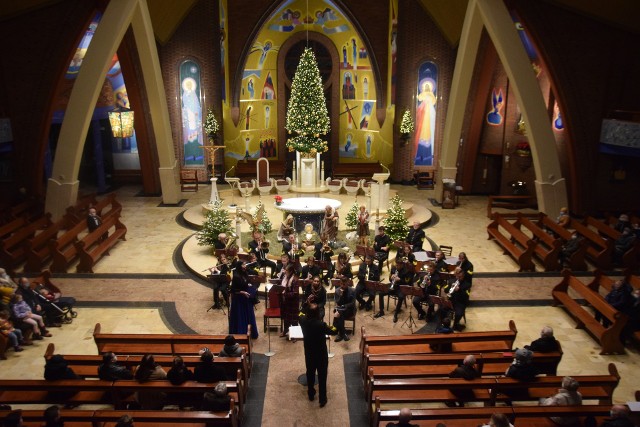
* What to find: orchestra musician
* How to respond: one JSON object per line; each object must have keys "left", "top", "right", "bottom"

{"left": 314, "top": 233, "right": 335, "bottom": 285}
{"left": 246, "top": 253, "right": 261, "bottom": 276}
{"left": 282, "top": 234, "right": 304, "bottom": 264}
{"left": 374, "top": 257, "right": 415, "bottom": 322}
{"left": 400, "top": 244, "right": 417, "bottom": 266}
{"left": 214, "top": 233, "right": 229, "bottom": 250}
{"left": 355, "top": 255, "right": 379, "bottom": 311}
{"left": 273, "top": 254, "right": 292, "bottom": 280}
{"left": 357, "top": 205, "right": 370, "bottom": 246}
{"left": 207, "top": 252, "right": 232, "bottom": 309}
{"left": 301, "top": 257, "right": 322, "bottom": 281}
{"left": 333, "top": 276, "right": 356, "bottom": 342}
{"left": 456, "top": 252, "right": 474, "bottom": 284}
{"left": 322, "top": 205, "right": 339, "bottom": 243}
{"left": 373, "top": 226, "right": 391, "bottom": 268}
{"left": 280, "top": 263, "right": 300, "bottom": 337}
{"left": 277, "top": 214, "right": 295, "bottom": 243}
{"left": 303, "top": 276, "right": 327, "bottom": 320}
{"left": 442, "top": 267, "right": 472, "bottom": 331}
{"left": 332, "top": 252, "right": 353, "bottom": 288}
{"left": 413, "top": 262, "right": 442, "bottom": 321}
{"left": 248, "top": 230, "right": 277, "bottom": 278}
{"left": 433, "top": 250, "right": 448, "bottom": 273}
{"left": 405, "top": 221, "right": 426, "bottom": 252}
{"left": 228, "top": 259, "right": 258, "bottom": 339}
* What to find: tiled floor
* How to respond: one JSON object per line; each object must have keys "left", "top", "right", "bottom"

{"left": 2, "top": 183, "right": 638, "bottom": 426}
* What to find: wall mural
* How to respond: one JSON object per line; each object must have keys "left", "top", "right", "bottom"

{"left": 486, "top": 88, "right": 504, "bottom": 126}
{"left": 413, "top": 61, "right": 437, "bottom": 167}
{"left": 219, "top": 0, "right": 228, "bottom": 102}
{"left": 223, "top": 0, "right": 391, "bottom": 168}
{"left": 180, "top": 60, "right": 204, "bottom": 166}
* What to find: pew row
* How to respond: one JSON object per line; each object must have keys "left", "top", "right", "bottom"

{"left": 552, "top": 270, "right": 628, "bottom": 354}
{"left": 487, "top": 213, "right": 536, "bottom": 271}
{"left": 24, "top": 214, "right": 73, "bottom": 272}
{"left": 536, "top": 213, "right": 588, "bottom": 271}
{"left": 75, "top": 214, "right": 127, "bottom": 273}
{"left": 514, "top": 212, "right": 562, "bottom": 271}
{"left": 0, "top": 213, "right": 52, "bottom": 272}
{"left": 570, "top": 218, "right": 614, "bottom": 270}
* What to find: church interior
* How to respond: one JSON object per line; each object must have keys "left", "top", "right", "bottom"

{"left": 1, "top": 0, "right": 640, "bottom": 426}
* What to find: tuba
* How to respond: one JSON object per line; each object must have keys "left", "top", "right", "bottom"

{"left": 225, "top": 233, "right": 237, "bottom": 251}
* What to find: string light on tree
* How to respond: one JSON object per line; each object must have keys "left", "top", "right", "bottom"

{"left": 285, "top": 47, "right": 330, "bottom": 155}
{"left": 399, "top": 108, "right": 414, "bottom": 144}
{"left": 196, "top": 200, "right": 233, "bottom": 247}
{"left": 382, "top": 195, "right": 409, "bottom": 242}
{"left": 345, "top": 202, "right": 360, "bottom": 230}
{"left": 204, "top": 108, "right": 219, "bottom": 139}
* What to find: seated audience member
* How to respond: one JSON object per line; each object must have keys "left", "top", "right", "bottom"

{"left": 134, "top": 354, "right": 167, "bottom": 410}
{"left": 43, "top": 405, "right": 63, "bottom": 427}
{"left": 16, "top": 277, "right": 58, "bottom": 327}
{"left": 540, "top": 376, "right": 582, "bottom": 425}
{"left": 597, "top": 280, "right": 633, "bottom": 327}
{"left": 98, "top": 352, "right": 133, "bottom": 380}
{"left": 194, "top": 349, "right": 225, "bottom": 383}
{"left": 219, "top": 335, "right": 243, "bottom": 357}
{"left": 613, "top": 214, "right": 631, "bottom": 233}
{"left": 505, "top": 348, "right": 538, "bottom": 382}
{"left": 115, "top": 415, "right": 134, "bottom": 427}
{"left": 525, "top": 326, "right": 560, "bottom": 352}
{"left": 11, "top": 294, "right": 51, "bottom": 339}
{"left": 447, "top": 355, "right": 482, "bottom": 407}
{"left": 2, "top": 410, "right": 24, "bottom": 427}
{"left": 481, "top": 413, "right": 514, "bottom": 427}
{"left": 558, "top": 231, "right": 583, "bottom": 267}
{"left": 0, "top": 310, "right": 26, "bottom": 354}
{"left": 385, "top": 407, "right": 418, "bottom": 427}
{"left": 556, "top": 207, "right": 571, "bottom": 228}
{"left": 0, "top": 270, "right": 17, "bottom": 305}
{"left": 44, "top": 354, "right": 79, "bottom": 380}
{"left": 614, "top": 228, "right": 636, "bottom": 264}
{"left": 167, "top": 355, "right": 194, "bottom": 385}
{"left": 201, "top": 383, "right": 232, "bottom": 412}
{"left": 599, "top": 405, "right": 635, "bottom": 427}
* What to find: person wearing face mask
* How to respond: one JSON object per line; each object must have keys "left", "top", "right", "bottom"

{"left": 558, "top": 231, "right": 583, "bottom": 267}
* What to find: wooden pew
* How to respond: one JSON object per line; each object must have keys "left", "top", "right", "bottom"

{"left": 362, "top": 347, "right": 563, "bottom": 382}
{"left": 44, "top": 343, "right": 251, "bottom": 399}
{"left": 552, "top": 270, "right": 628, "bottom": 354}
{"left": 588, "top": 269, "right": 640, "bottom": 294}
{"left": 65, "top": 192, "right": 122, "bottom": 224}
{"left": 0, "top": 216, "right": 28, "bottom": 240}
{"left": 359, "top": 320, "right": 518, "bottom": 368}
{"left": 23, "top": 214, "right": 73, "bottom": 272}
{"left": 6, "top": 198, "right": 44, "bottom": 223}
{"left": 486, "top": 195, "right": 537, "bottom": 219}
{"left": 49, "top": 219, "right": 89, "bottom": 273}
{"left": 487, "top": 213, "right": 536, "bottom": 271}
{"left": 0, "top": 409, "right": 239, "bottom": 427}
{"left": 332, "top": 161, "right": 382, "bottom": 179}
{"left": 537, "top": 213, "right": 588, "bottom": 271}
{"left": 570, "top": 218, "right": 614, "bottom": 270}
{"left": 586, "top": 216, "right": 639, "bottom": 269}
{"left": 514, "top": 212, "right": 562, "bottom": 271}
{"left": 93, "top": 323, "right": 253, "bottom": 372}
{"left": 373, "top": 404, "right": 611, "bottom": 427}
{"left": 0, "top": 213, "right": 52, "bottom": 271}
{"left": 63, "top": 192, "right": 98, "bottom": 222}
{"left": 75, "top": 215, "right": 127, "bottom": 273}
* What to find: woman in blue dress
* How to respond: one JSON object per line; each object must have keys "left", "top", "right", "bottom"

{"left": 229, "top": 260, "right": 259, "bottom": 339}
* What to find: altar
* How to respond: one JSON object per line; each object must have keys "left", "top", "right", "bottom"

{"left": 274, "top": 197, "right": 341, "bottom": 234}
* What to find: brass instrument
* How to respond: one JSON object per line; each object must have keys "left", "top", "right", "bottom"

{"left": 260, "top": 240, "right": 270, "bottom": 249}
{"left": 447, "top": 279, "right": 460, "bottom": 297}
{"left": 225, "top": 234, "right": 237, "bottom": 250}
{"left": 323, "top": 243, "right": 332, "bottom": 252}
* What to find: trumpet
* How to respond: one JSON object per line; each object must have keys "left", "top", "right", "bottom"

{"left": 260, "top": 240, "right": 270, "bottom": 249}
{"left": 323, "top": 243, "right": 332, "bottom": 252}
{"left": 448, "top": 280, "right": 460, "bottom": 297}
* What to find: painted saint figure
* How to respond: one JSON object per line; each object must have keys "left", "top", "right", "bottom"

{"left": 413, "top": 80, "right": 436, "bottom": 166}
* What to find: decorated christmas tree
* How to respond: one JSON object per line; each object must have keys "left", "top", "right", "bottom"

{"left": 399, "top": 108, "right": 414, "bottom": 134}
{"left": 383, "top": 195, "right": 409, "bottom": 242}
{"left": 345, "top": 202, "right": 360, "bottom": 230}
{"left": 285, "top": 47, "right": 330, "bottom": 155}
{"left": 197, "top": 200, "right": 233, "bottom": 247}
{"left": 253, "top": 201, "right": 272, "bottom": 234}
{"left": 204, "top": 108, "right": 219, "bottom": 138}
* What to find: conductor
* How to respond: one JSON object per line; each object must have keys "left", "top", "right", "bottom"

{"left": 299, "top": 302, "right": 338, "bottom": 407}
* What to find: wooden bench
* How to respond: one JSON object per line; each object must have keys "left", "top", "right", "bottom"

{"left": 588, "top": 269, "right": 640, "bottom": 294}
{"left": 44, "top": 343, "right": 250, "bottom": 399}
{"left": 66, "top": 192, "right": 122, "bottom": 224}
{"left": 487, "top": 213, "right": 536, "bottom": 271}
{"left": 373, "top": 404, "right": 611, "bottom": 427}
{"left": 359, "top": 320, "right": 518, "bottom": 369}
{"left": 0, "top": 213, "right": 52, "bottom": 271}
{"left": 75, "top": 215, "right": 127, "bottom": 273}
{"left": 235, "top": 159, "right": 285, "bottom": 180}
{"left": 570, "top": 218, "right": 614, "bottom": 270}
{"left": 23, "top": 214, "right": 73, "bottom": 272}
{"left": 586, "top": 216, "right": 639, "bottom": 269}
{"left": 362, "top": 347, "right": 563, "bottom": 382}
{"left": 5, "top": 198, "right": 44, "bottom": 223}
{"left": 93, "top": 323, "right": 253, "bottom": 373}
{"left": 49, "top": 219, "right": 89, "bottom": 273}
{"left": 0, "top": 216, "right": 29, "bottom": 240}
{"left": 332, "top": 161, "right": 382, "bottom": 179}
{"left": 63, "top": 192, "right": 98, "bottom": 222}
{"left": 486, "top": 195, "right": 538, "bottom": 219}
{"left": 514, "top": 212, "right": 562, "bottom": 271}
{"left": 537, "top": 213, "right": 588, "bottom": 270}
{"left": 552, "top": 270, "right": 628, "bottom": 354}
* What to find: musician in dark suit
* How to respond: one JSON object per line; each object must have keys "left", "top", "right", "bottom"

{"left": 303, "top": 276, "right": 327, "bottom": 319}
{"left": 313, "top": 234, "right": 335, "bottom": 285}
{"left": 214, "top": 233, "right": 229, "bottom": 250}
{"left": 333, "top": 252, "right": 353, "bottom": 281}
{"left": 207, "top": 252, "right": 231, "bottom": 309}
{"left": 374, "top": 257, "right": 415, "bottom": 323}
{"left": 87, "top": 207, "right": 108, "bottom": 242}
{"left": 405, "top": 221, "right": 426, "bottom": 252}
{"left": 355, "top": 256, "right": 379, "bottom": 311}
{"left": 248, "top": 230, "right": 277, "bottom": 277}
{"left": 456, "top": 252, "right": 474, "bottom": 284}
{"left": 282, "top": 234, "right": 304, "bottom": 264}
{"left": 443, "top": 267, "right": 472, "bottom": 331}
{"left": 433, "top": 251, "right": 448, "bottom": 273}
{"left": 333, "top": 277, "right": 356, "bottom": 342}
{"left": 413, "top": 262, "right": 442, "bottom": 321}
{"left": 373, "top": 226, "right": 391, "bottom": 268}
{"left": 301, "top": 257, "right": 322, "bottom": 280}
{"left": 273, "top": 254, "right": 291, "bottom": 280}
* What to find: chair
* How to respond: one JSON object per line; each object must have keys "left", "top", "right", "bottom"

{"left": 439, "top": 245, "right": 453, "bottom": 256}
{"left": 274, "top": 177, "right": 292, "bottom": 194}
{"left": 252, "top": 157, "right": 274, "bottom": 196}
{"left": 355, "top": 244, "right": 375, "bottom": 262}
{"left": 386, "top": 287, "right": 408, "bottom": 311}
{"left": 264, "top": 285, "right": 282, "bottom": 333}
{"left": 180, "top": 169, "right": 198, "bottom": 192}
{"left": 325, "top": 177, "right": 344, "bottom": 195}
{"left": 414, "top": 169, "right": 435, "bottom": 190}
{"left": 344, "top": 311, "right": 357, "bottom": 336}
{"left": 344, "top": 179, "right": 363, "bottom": 197}
{"left": 238, "top": 180, "right": 256, "bottom": 197}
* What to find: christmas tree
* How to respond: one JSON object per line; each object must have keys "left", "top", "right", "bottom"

{"left": 197, "top": 200, "right": 233, "bottom": 247}
{"left": 383, "top": 195, "right": 409, "bottom": 242}
{"left": 204, "top": 108, "right": 219, "bottom": 138}
{"left": 399, "top": 108, "right": 414, "bottom": 134}
{"left": 285, "top": 47, "right": 330, "bottom": 155}
{"left": 253, "top": 201, "right": 272, "bottom": 234}
{"left": 345, "top": 202, "right": 360, "bottom": 230}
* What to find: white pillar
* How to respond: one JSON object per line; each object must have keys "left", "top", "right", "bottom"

{"left": 209, "top": 177, "right": 219, "bottom": 204}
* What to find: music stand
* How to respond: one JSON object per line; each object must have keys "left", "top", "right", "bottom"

{"left": 264, "top": 284, "right": 284, "bottom": 357}
{"left": 364, "top": 281, "right": 389, "bottom": 320}
{"left": 207, "top": 274, "right": 230, "bottom": 315}
{"left": 399, "top": 285, "right": 423, "bottom": 331}
{"left": 429, "top": 295, "right": 453, "bottom": 324}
